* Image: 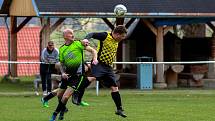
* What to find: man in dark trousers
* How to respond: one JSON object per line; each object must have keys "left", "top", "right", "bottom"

{"left": 40, "top": 41, "right": 59, "bottom": 96}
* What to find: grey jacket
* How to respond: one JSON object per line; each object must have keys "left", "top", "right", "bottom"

{"left": 41, "top": 48, "right": 59, "bottom": 64}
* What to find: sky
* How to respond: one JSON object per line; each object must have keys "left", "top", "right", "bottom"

{"left": 0, "top": 0, "right": 3, "bottom": 9}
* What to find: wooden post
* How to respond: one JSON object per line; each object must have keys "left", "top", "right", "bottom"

{"left": 154, "top": 26, "right": 167, "bottom": 88}
{"left": 10, "top": 16, "right": 17, "bottom": 77}
{"left": 206, "top": 23, "right": 215, "bottom": 78}
{"left": 166, "top": 65, "right": 184, "bottom": 88}
{"left": 141, "top": 19, "right": 167, "bottom": 88}
{"left": 166, "top": 68, "right": 178, "bottom": 88}
{"left": 7, "top": 16, "right": 32, "bottom": 78}
{"left": 207, "top": 33, "right": 215, "bottom": 78}
{"left": 40, "top": 17, "right": 64, "bottom": 59}
{"left": 40, "top": 17, "right": 50, "bottom": 50}
{"left": 156, "top": 26, "right": 164, "bottom": 82}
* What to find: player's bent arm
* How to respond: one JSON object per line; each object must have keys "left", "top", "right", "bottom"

{"left": 59, "top": 62, "right": 68, "bottom": 79}
{"left": 85, "top": 46, "right": 98, "bottom": 64}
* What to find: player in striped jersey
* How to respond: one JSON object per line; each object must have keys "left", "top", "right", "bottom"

{"left": 82, "top": 25, "right": 127, "bottom": 118}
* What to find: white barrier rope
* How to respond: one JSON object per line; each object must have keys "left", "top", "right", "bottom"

{"left": 1, "top": 60, "right": 211, "bottom": 96}
{"left": 0, "top": 60, "right": 215, "bottom": 64}
{"left": 113, "top": 61, "right": 215, "bottom": 64}
{"left": 0, "top": 61, "right": 42, "bottom": 64}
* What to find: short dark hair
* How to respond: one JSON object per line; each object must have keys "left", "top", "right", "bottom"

{"left": 48, "top": 41, "right": 54, "bottom": 45}
{"left": 113, "top": 25, "right": 127, "bottom": 34}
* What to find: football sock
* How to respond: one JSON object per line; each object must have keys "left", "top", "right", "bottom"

{"left": 78, "top": 89, "right": 85, "bottom": 103}
{"left": 44, "top": 92, "right": 55, "bottom": 101}
{"left": 84, "top": 78, "right": 91, "bottom": 88}
{"left": 111, "top": 91, "right": 122, "bottom": 110}
{"left": 55, "top": 100, "right": 66, "bottom": 113}
{"left": 78, "top": 78, "right": 91, "bottom": 103}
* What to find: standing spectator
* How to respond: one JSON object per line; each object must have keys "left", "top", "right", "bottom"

{"left": 40, "top": 41, "right": 59, "bottom": 96}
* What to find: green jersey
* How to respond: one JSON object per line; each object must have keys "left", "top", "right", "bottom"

{"left": 59, "top": 41, "right": 84, "bottom": 74}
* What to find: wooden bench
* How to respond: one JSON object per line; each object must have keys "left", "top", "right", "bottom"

{"left": 118, "top": 73, "right": 137, "bottom": 88}
{"left": 178, "top": 73, "right": 204, "bottom": 87}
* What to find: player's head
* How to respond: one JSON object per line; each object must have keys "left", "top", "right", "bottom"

{"left": 112, "top": 25, "right": 127, "bottom": 42}
{"left": 47, "top": 41, "right": 54, "bottom": 50}
{"left": 63, "top": 28, "right": 74, "bottom": 41}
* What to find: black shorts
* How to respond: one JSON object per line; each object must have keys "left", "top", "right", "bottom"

{"left": 91, "top": 63, "right": 117, "bottom": 88}
{"left": 59, "top": 75, "right": 87, "bottom": 91}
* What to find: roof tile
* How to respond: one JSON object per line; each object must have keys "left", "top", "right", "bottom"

{"left": 0, "top": 27, "right": 41, "bottom": 76}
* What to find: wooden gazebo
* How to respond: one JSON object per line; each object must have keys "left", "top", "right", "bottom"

{"left": 1, "top": 0, "right": 215, "bottom": 88}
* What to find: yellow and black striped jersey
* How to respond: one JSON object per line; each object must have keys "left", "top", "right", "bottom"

{"left": 85, "top": 32, "right": 119, "bottom": 66}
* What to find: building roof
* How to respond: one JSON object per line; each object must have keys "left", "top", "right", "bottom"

{"left": 0, "top": 0, "right": 12, "bottom": 16}
{"left": 0, "top": 26, "right": 41, "bottom": 76}
{"left": 34, "top": 0, "right": 215, "bottom": 18}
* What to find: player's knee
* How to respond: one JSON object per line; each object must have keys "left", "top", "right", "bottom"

{"left": 87, "top": 77, "right": 96, "bottom": 82}
{"left": 57, "top": 90, "right": 65, "bottom": 97}
{"left": 63, "top": 95, "right": 70, "bottom": 101}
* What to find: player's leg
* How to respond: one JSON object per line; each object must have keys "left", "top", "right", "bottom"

{"left": 57, "top": 88, "right": 69, "bottom": 113}
{"left": 57, "top": 78, "right": 68, "bottom": 112}
{"left": 42, "top": 77, "right": 65, "bottom": 108}
{"left": 33, "top": 79, "right": 40, "bottom": 96}
{"left": 49, "top": 98, "right": 66, "bottom": 121}
{"left": 110, "top": 86, "right": 127, "bottom": 118}
{"left": 77, "top": 76, "right": 96, "bottom": 106}
{"left": 52, "top": 78, "right": 60, "bottom": 90}
{"left": 72, "top": 63, "right": 95, "bottom": 106}
{"left": 58, "top": 87, "right": 73, "bottom": 120}
{"left": 42, "top": 75, "right": 61, "bottom": 107}
{"left": 55, "top": 76, "right": 77, "bottom": 120}
{"left": 41, "top": 88, "right": 59, "bottom": 108}
{"left": 49, "top": 87, "right": 69, "bottom": 121}
{"left": 44, "top": 81, "right": 60, "bottom": 102}
{"left": 71, "top": 75, "right": 93, "bottom": 105}
{"left": 104, "top": 68, "right": 127, "bottom": 118}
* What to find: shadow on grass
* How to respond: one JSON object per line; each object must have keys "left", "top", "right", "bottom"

{"left": 0, "top": 76, "right": 35, "bottom": 92}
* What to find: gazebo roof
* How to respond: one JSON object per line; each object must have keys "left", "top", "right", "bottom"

{"left": 34, "top": 0, "right": 215, "bottom": 18}
{"left": 0, "top": 0, "right": 12, "bottom": 16}
{"left": 1, "top": 0, "right": 215, "bottom": 26}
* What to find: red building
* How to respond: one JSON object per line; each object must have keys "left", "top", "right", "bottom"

{"left": 0, "top": 26, "right": 41, "bottom": 76}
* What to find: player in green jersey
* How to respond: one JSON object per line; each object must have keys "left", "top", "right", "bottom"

{"left": 49, "top": 28, "right": 98, "bottom": 121}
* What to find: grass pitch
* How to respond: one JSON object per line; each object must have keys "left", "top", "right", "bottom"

{"left": 0, "top": 77, "right": 215, "bottom": 121}
{"left": 1, "top": 89, "right": 215, "bottom": 121}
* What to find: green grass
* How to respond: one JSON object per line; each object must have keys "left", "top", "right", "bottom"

{"left": 1, "top": 89, "right": 215, "bottom": 121}
{"left": 0, "top": 76, "right": 34, "bottom": 92}
{"left": 1, "top": 78, "right": 215, "bottom": 121}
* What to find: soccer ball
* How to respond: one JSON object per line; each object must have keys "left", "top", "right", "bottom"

{"left": 114, "top": 4, "right": 127, "bottom": 17}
